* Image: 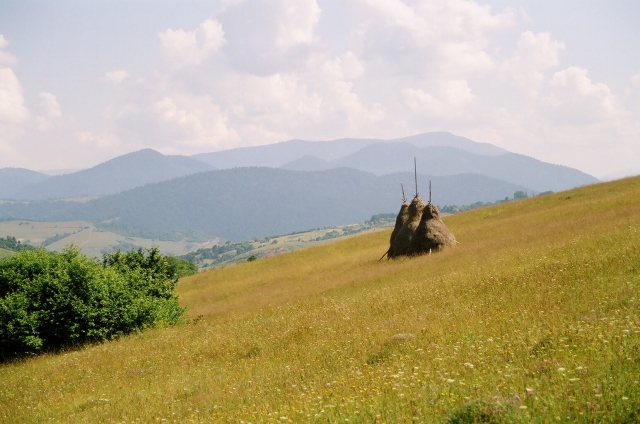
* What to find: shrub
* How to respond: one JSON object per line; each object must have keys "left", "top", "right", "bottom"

{"left": 165, "top": 256, "right": 198, "bottom": 278}
{"left": 0, "top": 246, "right": 185, "bottom": 362}
{"left": 0, "top": 236, "right": 35, "bottom": 252}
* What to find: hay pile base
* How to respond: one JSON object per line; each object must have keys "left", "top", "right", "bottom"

{"left": 385, "top": 196, "right": 456, "bottom": 259}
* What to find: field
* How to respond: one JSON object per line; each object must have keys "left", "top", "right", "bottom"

{"left": 0, "top": 219, "right": 391, "bottom": 264}
{"left": 0, "top": 247, "right": 12, "bottom": 260}
{"left": 192, "top": 222, "right": 394, "bottom": 269}
{"left": 1, "top": 176, "right": 639, "bottom": 422}
{"left": 0, "top": 220, "right": 219, "bottom": 258}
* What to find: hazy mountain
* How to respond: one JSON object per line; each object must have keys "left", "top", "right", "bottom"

{"left": 394, "top": 132, "right": 507, "bottom": 156}
{"left": 0, "top": 168, "right": 531, "bottom": 241}
{"left": 193, "top": 138, "right": 375, "bottom": 169}
{"left": 333, "top": 143, "right": 598, "bottom": 192}
{"left": 193, "top": 131, "right": 507, "bottom": 169}
{"left": 280, "top": 142, "right": 598, "bottom": 192}
{"left": 0, "top": 168, "right": 49, "bottom": 199}
{"left": 14, "top": 149, "right": 214, "bottom": 200}
{"left": 280, "top": 155, "right": 333, "bottom": 171}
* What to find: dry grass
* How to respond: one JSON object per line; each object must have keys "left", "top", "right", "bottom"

{"left": 1, "top": 177, "right": 640, "bottom": 422}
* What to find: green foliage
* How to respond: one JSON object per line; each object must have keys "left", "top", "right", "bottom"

{"left": 513, "top": 190, "right": 529, "bottom": 200}
{"left": 246, "top": 255, "right": 257, "bottom": 262}
{"left": 165, "top": 256, "right": 198, "bottom": 278}
{"left": 41, "top": 232, "right": 71, "bottom": 247}
{"left": 0, "top": 246, "right": 184, "bottom": 362}
{"left": 180, "top": 241, "right": 254, "bottom": 266}
{"left": 100, "top": 241, "right": 140, "bottom": 255}
{"left": 0, "top": 236, "right": 35, "bottom": 252}
{"left": 365, "top": 213, "right": 396, "bottom": 225}
{"left": 445, "top": 399, "right": 519, "bottom": 424}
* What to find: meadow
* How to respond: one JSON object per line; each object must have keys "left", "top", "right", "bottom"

{"left": 0, "top": 176, "right": 639, "bottom": 422}
{"left": 0, "top": 220, "right": 218, "bottom": 258}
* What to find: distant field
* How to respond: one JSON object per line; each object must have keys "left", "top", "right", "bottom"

{"left": 0, "top": 219, "right": 392, "bottom": 263}
{"left": 1, "top": 176, "right": 639, "bottom": 422}
{"left": 0, "top": 220, "right": 218, "bottom": 257}
{"left": 192, "top": 222, "right": 394, "bottom": 269}
{"left": 0, "top": 247, "right": 12, "bottom": 260}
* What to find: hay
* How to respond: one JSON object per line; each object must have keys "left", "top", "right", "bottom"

{"left": 385, "top": 196, "right": 456, "bottom": 259}
{"left": 386, "top": 201, "right": 409, "bottom": 258}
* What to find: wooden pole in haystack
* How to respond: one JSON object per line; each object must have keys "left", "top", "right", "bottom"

{"left": 401, "top": 183, "right": 406, "bottom": 202}
{"left": 414, "top": 157, "right": 418, "bottom": 198}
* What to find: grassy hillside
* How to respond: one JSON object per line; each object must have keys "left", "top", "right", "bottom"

{"left": 0, "top": 247, "right": 12, "bottom": 259}
{"left": 1, "top": 177, "right": 639, "bottom": 422}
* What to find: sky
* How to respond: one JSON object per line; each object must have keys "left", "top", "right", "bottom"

{"left": 0, "top": 0, "right": 639, "bottom": 178}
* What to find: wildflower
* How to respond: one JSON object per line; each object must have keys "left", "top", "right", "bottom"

{"left": 519, "top": 405, "right": 527, "bottom": 410}
{"left": 464, "top": 362, "right": 474, "bottom": 369}
{"left": 513, "top": 395, "right": 521, "bottom": 400}
{"left": 526, "top": 388, "right": 534, "bottom": 396}
{"left": 446, "top": 379, "right": 455, "bottom": 383}
{"left": 557, "top": 367, "right": 566, "bottom": 372}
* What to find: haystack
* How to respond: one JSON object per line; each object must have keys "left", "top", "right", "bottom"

{"left": 385, "top": 197, "right": 455, "bottom": 258}
{"left": 407, "top": 202, "right": 456, "bottom": 255}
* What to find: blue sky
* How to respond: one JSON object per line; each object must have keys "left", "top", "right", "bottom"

{"left": 1, "top": 0, "right": 639, "bottom": 178}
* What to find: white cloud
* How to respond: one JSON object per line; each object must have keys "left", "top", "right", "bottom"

{"left": 351, "top": 0, "right": 517, "bottom": 83}
{"left": 546, "top": 66, "right": 627, "bottom": 127}
{"left": 632, "top": 73, "right": 640, "bottom": 88}
{"left": 502, "top": 31, "right": 564, "bottom": 98}
{"left": 149, "top": 96, "right": 239, "bottom": 149}
{"left": 35, "top": 92, "right": 63, "bottom": 131}
{"left": 159, "top": 18, "right": 225, "bottom": 67}
{"left": 274, "top": 0, "right": 321, "bottom": 49}
{"left": 316, "top": 51, "right": 365, "bottom": 81}
{"left": 358, "top": 0, "right": 516, "bottom": 48}
{"left": 104, "top": 70, "right": 130, "bottom": 85}
{"left": 0, "top": 67, "right": 29, "bottom": 124}
{"left": 77, "top": 131, "right": 122, "bottom": 148}
{"left": 0, "top": 35, "right": 18, "bottom": 67}
{"left": 402, "top": 79, "right": 476, "bottom": 119}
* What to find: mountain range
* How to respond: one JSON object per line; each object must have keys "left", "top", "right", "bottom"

{"left": 5, "top": 149, "right": 213, "bottom": 201}
{"left": 0, "top": 132, "right": 597, "bottom": 202}
{"left": 0, "top": 168, "right": 530, "bottom": 241}
{"left": 0, "top": 132, "right": 600, "bottom": 241}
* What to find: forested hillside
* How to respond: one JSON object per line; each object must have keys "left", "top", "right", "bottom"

{"left": 0, "top": 168, "right": 530, "bottom": 241}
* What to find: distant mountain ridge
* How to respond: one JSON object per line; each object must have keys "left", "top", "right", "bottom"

{"left": 10, "top": 149, "right": 214, "bottom": 200}
{"left": 193, "top": 131, "right": 508, "bottom": 169}
{"left": 0, "top": 167, "right": 531, "bottom": 241}
{"left": 2, "top": 132, "right": 598, "bottom": 202}
{"left": 282, "top": 142, "right": 598, "bottom": 192}
{"left": 0, "top": 168, "right": 49, "bottom": 199}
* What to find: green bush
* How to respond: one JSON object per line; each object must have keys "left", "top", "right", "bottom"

{"left": 165, "top": 256, "right": 198, "bottom": 278}
{"left": 0, "top": 236, "right": 35, "bottom": 252}
{"left": 0, "top": 246, "right": 185, "bottom": 362}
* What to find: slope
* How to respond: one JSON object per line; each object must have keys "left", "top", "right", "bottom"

{"left": 0, "top": 168, "right": 49, "bottom": 199}
{"left": 0, "top": 247, "right": 12, "bottom": 260}
{"left": 14, "top": 149, "right": 213, "bottom": 200}
{"left": 1, "top": 176, "right": 638, "bottom": 423}
{"left": 0, "top": 168, "right": 531, "bottom": 241}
